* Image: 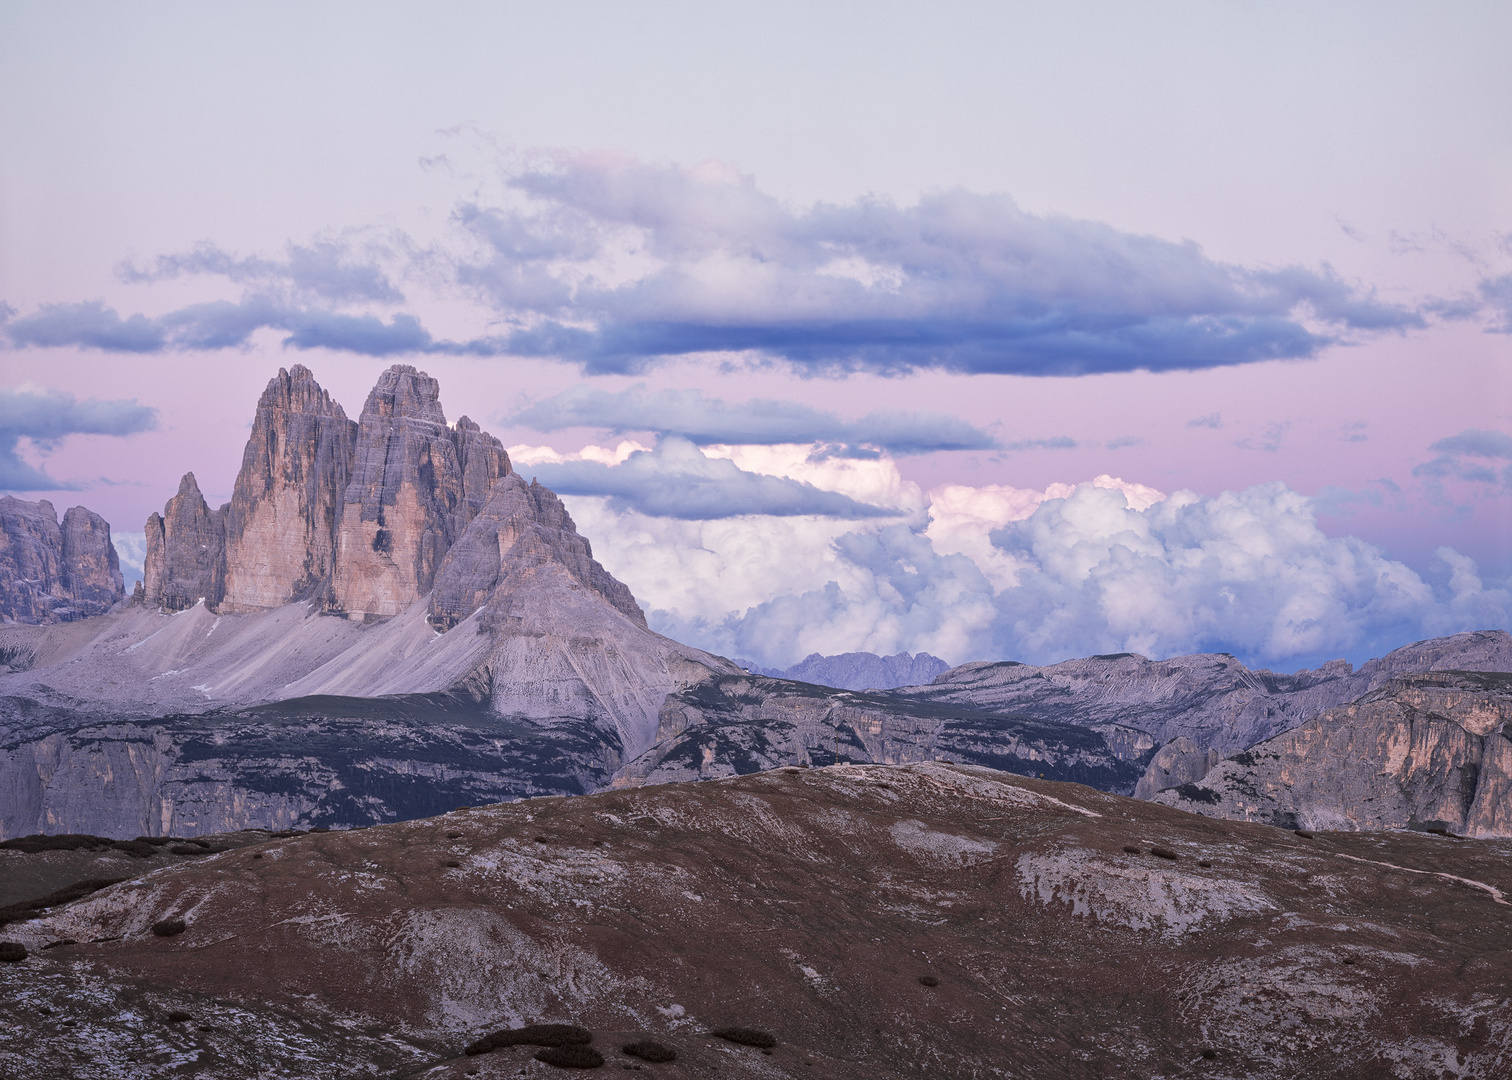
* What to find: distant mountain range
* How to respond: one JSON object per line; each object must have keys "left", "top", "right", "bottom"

{"left": 2, "top": 364, "right": 1511, "bottom": 840}
{"left": 732, "top": 650, "right": 950, "bottom": 690}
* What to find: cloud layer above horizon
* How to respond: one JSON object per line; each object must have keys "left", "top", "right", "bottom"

{"left": 6, "top": 151, "right": 1494, "bottom": 376}
{"left": 546, "top": 441, "right": 1512, "bottom": 673}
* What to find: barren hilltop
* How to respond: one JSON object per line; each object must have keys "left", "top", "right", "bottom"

{"left": 3, "top": 762, "right": 1510, "bottom": 1079}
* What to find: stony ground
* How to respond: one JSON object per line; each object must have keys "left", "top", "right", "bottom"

{"left": 1, "top": 762, "right": 1509, "bottom": 1079}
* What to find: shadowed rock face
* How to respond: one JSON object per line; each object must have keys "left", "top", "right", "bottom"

{"left": 1134, "top": 736, "right": 1223, "bottom": 800}
{"left": 1154, "top": 671, "right": 1512, "bottom": 837}
{"left": 430, "top": 473, "right": 646, "bottom": 633}
{"left": 142, "top": 473, "right": 227, "bottom": 614}
{"left": 0, "top": 499, "right": 124, "bottom": 624}
{"left": 221, "top": 364, "right": 358, "bottom": 612}
{"left": 0, "top": 693, "right": 620, "bottom": 838}
{"left": 4, "top": 763, "right": 1511, "bottom": 1079}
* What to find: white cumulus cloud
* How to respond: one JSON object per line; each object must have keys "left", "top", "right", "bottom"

{"left": 543, "top": 443, "right": 1511, "bottom": 671}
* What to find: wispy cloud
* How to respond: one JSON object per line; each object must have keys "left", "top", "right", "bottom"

{"left": 1414, "top": 428, "right": 1512, "bottom": 491}
{"left": 512, "top": 385, "right": 998, "bottom": 455}
{"left": 118, "top": 240, "right": 403, "bottom": 304}
{"left": 2, "top": 151, "right": 1454, "bottom": 374}
{"left": 0, "top": 386, "right": 157, "bottom": 490}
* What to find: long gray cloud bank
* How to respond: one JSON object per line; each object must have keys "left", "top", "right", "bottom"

{"left": 513, "top": 385, "right": 1000, "bottom": 456}
{"left": 0, "top": 386, "right": 157, "bottom": 490}
{"left": 3, "top": 153, "right": 1475, "bottom": 375}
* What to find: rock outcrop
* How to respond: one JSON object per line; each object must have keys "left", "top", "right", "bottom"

{"left": 1153, "top": 671, "right": 1512, "bottom": 836}
{"left": 220, "top": 364, "right": 357, "bottom": 612}
{"left": 140, "top": 365, "right": 513, "bottom": 620}
{"left": 1133, "top": 736, "right": 1222, "bottom": 799}
{"left": 617, "top": 674, "right": 1154, "bottom": 790}
{"left": 429, "top": 473, "right": 644, "bottom": 633}
{"left": 331, "top": 367, "right": 502, "bottom": 619}
{"left": 0, "top": 498, "right": 124, "bottom": 623}
{"left": 142, "top": 473, "right": 226, "bottom": 613}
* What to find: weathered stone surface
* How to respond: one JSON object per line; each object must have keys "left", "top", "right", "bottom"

{"left": 1154, "top": 671, "right": 1512, "bottom": 836}
{"left": 221, "top": 365, "right": 357, "bottom": 612}
{"left": 451, "top": 414, "right": 510, "bottom": 530}
{"left": 330, "top": 366, "right": 510, "bottom": 620}
{"left": 59, "top": 506, "right": 123, "bottom": 615}
{"left": 738, "top": 650, "right": 952, "bottom": 690}
{"left": 0, "top": 694, "right": 612, "bottom": 839}
{"left": 143, "top": 473, "right": 226, "bottom": 613}
{"left": 1134, "top": 735, "right": 1222, "bottom": 799}
{"left": 0, "top": 497, "right": 123, "bottom": 624}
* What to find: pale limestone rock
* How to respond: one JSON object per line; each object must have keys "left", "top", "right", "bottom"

{"left": 143, "top": 472, "right": 227, "bottom": 612}
{"left": 221, "top": 365, "right": 357, "bottom": 612}
{"left": 330, "top": 366, "right": 510, "bottom": 620}
{"left": 429, "top": 472, "right": 644, "bottom": 632}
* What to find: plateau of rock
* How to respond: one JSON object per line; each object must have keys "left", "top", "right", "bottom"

{"left": 2, "top": 762, "right": 1510, "bottom": 1079}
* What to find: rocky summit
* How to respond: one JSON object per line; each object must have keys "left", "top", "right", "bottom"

{"left": 0, "top": 496, "right": 124, "bottom": 625}
{"left": 142, "top": 364, "right": 512, "bottom": 619}
{"left": 2, "top": 762, "right": 1510, "bottom": 1079}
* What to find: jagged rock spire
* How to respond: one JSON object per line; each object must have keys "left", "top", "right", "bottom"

{"left": 143, "top": 471, "right": 226, "bottom": 612}
{"left": 221, "top": 365, "right": 358, "bottom": 612}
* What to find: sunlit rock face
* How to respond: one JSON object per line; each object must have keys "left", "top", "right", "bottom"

{"left": 220, "top": 364, "right": 357, "bottom": 612}
{"left": 0, "top": 497, "right": 123, "bottom": 623}
{"left": 142, "top": 472, "right": 226, "bottom": 613}
{"left": 139, "top": 365, "right": 513, "bottom": 621}
{"left": 330, "top": 366, "right": 511, "bottom": 621}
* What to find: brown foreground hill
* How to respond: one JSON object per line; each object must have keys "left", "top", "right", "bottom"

{"left": 1, "top": 762, "right": 1509, "bottom": 1080}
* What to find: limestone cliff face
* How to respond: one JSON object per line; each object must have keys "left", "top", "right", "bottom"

{"left": 0, "top": 498, "right": 124, "bottom": 623}
{"left": 143, "top": 473, "right": 227, "bottom": 613}
{"left": 152, "top": 364, "right": 511, "bottom": 619}
{"left": 452, "top": 415, "right": 510, "bottom": 531}
{"left": 330, "top": 366, "right": 510, "bottom": 620}
{"left": 1153, "top": 672, "right": 1512, "bottom": 837}
{"left": 221, "top": 365, "right": 358, "bottom": 612}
